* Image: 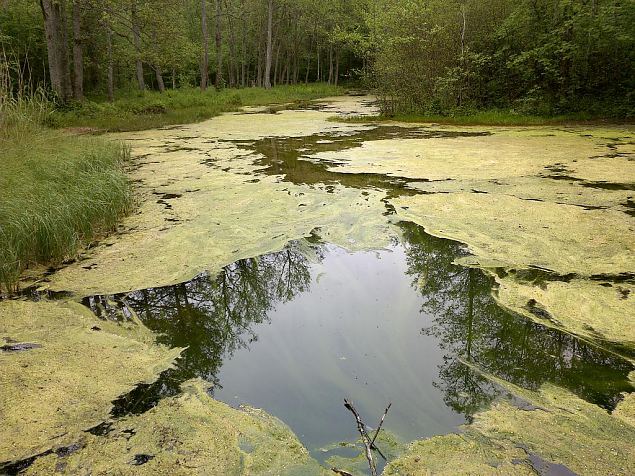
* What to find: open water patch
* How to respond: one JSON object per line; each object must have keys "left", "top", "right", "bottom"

{"left": 80, "top": 222, "right": 634, "bottom": 460}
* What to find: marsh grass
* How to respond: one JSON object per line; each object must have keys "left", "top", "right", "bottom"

{"left": 0, "top": 97, "right": 133, "bottom": 292}
{"left": 53, "top": 84, "right": 344, "bottom": 132}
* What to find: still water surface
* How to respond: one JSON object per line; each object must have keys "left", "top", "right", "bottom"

{"left": 82, "top": 222, "right": 633, "bottom": 460}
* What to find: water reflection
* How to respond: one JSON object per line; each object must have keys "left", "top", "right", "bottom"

{"left": 82, "top": 223, "right": 633, "bottom": 452}
{"left": 400, "top": 222, "right": 633, "bottom": 419}
{"left": 82, "top": 241, "right": 319, "bottom": 415}
{"left": 207, "top": 127, "right": 490, "bottom": 196}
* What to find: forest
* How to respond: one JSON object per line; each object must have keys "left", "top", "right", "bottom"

{"left": 1, "top": 0, "right": 633, "bottom": 117}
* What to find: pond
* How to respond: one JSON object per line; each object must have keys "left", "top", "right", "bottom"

{"left": 81, "top": 222, "right": 633, "bottom": 465}
{"left": 2, "top": 95, "right": 633, "bottom": 475}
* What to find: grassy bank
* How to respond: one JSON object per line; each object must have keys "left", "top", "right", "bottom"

{"left": 0, "top": 84, "right": 342, "bottom": 291}
{"left": 0, "top": 99, "right": 133, "bottom": 292}
{"left": 340, "top": 109, "right": 632, "bottom": 126}
{"left": 52, "top": 84, "right": 344, "bottom": 132}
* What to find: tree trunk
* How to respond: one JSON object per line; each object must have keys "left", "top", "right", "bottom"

{"left": 200, "top": 0, "right": 208, "bottom": 90}
{"left": 131, "top": 2, "right": 145, "bottom": 91}
{"left": 154, "top": 66, "right": 165, "bottom": 92}
{"left": 60, "top": 0, "right": 72, "bottom": 97}
{"left": 334, "top": 49, "right": 339, "bottom": 87}
{"left": 225, "top": 1, "right": 237, "bottom": 87}
{"left": 40, "top": 0, "right": 72, "bottom": 101}
{"left": 273, "top": 41, "right": 280, "bottom": 86}
{"left": 72, "top": 0, "right": 83, "bottom": 100}
{"left": 241, "top": 13, "right": 247, "bottom": 87}
{"left": 106, "top": 25, "right": 114, "bottom": 102}
{"left": 328, "top": 43, "right": 333, "bottom": 84}
{"left": 214, "top": 0, "right": 222, "bottom": 88}
{"left": 264, "top": 0, "right": 273, "bottom": 89}
{"left": 172, "top": 68, "right": 176, "bottom": 89}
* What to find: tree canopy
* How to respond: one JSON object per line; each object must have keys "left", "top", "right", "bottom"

{"left": 1, "top": 0, "right": 633, "bottom": 115}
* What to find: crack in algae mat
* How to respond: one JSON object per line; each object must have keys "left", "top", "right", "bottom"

{"left": 1, "top": 96, "right": 634, "bottom": 475}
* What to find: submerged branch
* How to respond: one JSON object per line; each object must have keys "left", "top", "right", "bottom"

{"left": 344, "top": 399, "right": 377, "bottom": 476}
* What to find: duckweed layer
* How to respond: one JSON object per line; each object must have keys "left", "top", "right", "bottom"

{"left": 0, "top": 300, "right": 182, "bottom": 465}
{"left": 24, "top": 379, "right": 327, "bottom": 476}
{"left": 384, "top": 373, "right": 635, "bottom": 476}
{"left": 45, "top": 101, "right": 396, "bottom": 296}
{"left": 6, "top": 96, "right": 634, "bottom": 474}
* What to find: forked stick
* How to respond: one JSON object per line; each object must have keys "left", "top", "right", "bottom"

{"left": 344, "top": 399, "right": 376, "bottom": 476}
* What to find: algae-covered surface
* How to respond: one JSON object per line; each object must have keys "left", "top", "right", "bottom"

{"left": 0, "top": 299, "right": 182, "bottom": 465}
{"left": 383, "top": 372, "right": 635, "bottom": 476}
{"left": 23, "top": 379, "right": 327, "bottom": 476}
{"left": 2, "top": 95, "right": 634, "bottom": 474}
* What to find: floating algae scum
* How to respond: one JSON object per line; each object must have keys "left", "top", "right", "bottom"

{"left": 1, "top": 95, "right": 634, "bottom": 474}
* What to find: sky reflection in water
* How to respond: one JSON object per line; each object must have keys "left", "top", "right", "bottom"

{"left": 82, "top": 222, "right": 634, "bottom": 456}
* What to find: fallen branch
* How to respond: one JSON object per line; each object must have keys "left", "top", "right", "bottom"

{"left": 370, "top": 402, "right": 392, "bottom": 451}
{"left": 331, "top": 468, "right": 354, "bottom": 476}
{"left": 344, "top": 399, "right": 377, "bottom": 476}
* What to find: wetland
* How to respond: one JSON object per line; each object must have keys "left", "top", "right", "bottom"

{"left": 1, "top": 96, "right": 634, "bottom": 475}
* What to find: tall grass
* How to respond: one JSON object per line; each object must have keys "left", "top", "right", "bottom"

{"left": 52, "top": 83, "right": 344, "bottom": 132}
{"left": 0, "top": 95, "right": 133, "bottom": 293}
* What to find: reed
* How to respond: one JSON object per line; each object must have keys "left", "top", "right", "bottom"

{"left": 0, "top": 95, "right": 133, "bottom": 293}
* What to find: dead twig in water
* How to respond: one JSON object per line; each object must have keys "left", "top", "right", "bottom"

{"left": 369, "top": 402, "right": 392, "bottom": 451}
{"left": 331, "top": 468, "right": 354, "bottom": 476}
{"left": 344, "top": 399, "right": 378, "bottom": 476}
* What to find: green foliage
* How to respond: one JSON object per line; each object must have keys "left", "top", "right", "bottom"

{"left": 0, "top": 100, "right": 133, "bottom": 291}
{"left": 366, "top": 0, "right": 635, "bottom": 117}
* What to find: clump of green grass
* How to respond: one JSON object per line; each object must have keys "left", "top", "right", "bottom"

{"left": 53, "top": 84, "right": 344, "bottom": 132}
{"left": 0, "top": 98, "right": 133, "bottom": 292}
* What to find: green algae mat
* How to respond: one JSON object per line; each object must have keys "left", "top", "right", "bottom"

{"left": 1, "top": 96, "right": 634, "bottom": 475}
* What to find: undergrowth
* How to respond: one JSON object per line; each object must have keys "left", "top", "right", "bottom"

{"left": 52, "top": 84, "right": 344, "bottom": 132}
{"left": 337, "top": 109, "right": 632, "bottom": 126}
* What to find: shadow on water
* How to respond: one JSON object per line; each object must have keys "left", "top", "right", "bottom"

{"left": 81, "top": 222, "right": 633, "bottom": 460}
{"left": 204, "top": 126, "right": 490, "bottom": 197}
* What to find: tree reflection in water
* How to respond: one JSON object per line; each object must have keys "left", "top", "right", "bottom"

{"left": 81, "top": 222, "right": 632, "bottom": 427}
{"left": 400, "top": 221, "right": 633, "bottom": 421}
{"left": 82, "top": 240, "right": 320, "bottom": 416}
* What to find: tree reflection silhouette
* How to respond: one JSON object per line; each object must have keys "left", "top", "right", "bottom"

{"left": 400, "top": 221, "right": 633, "bottom": 420}
{"left": 83, "top": 241, "right": 319, "bottom": 416}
